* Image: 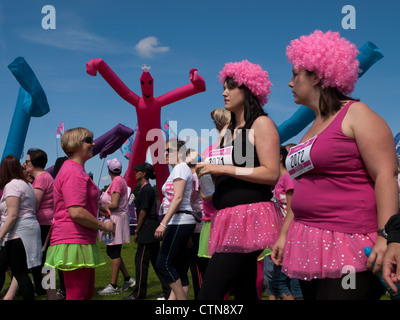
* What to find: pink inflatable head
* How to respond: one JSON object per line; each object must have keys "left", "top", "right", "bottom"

{"left": 140, "top": 65, "right": 154, "bottom": 100}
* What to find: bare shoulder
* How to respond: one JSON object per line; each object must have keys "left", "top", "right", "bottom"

{"left": 252, "top": 115, "right": 276, "bottom": 131}
{"left": 250, "top": 115, "right": 279, "bottom": 145}
{"left": 346, "top": 101, "right": 378, "bottom": 119}
{"left": 343, "top": 101, "right": 391, "bottom": 139}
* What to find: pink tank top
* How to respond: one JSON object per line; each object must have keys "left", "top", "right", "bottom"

{"left": 290, "top": 101, "right": 377, "bottom": 234}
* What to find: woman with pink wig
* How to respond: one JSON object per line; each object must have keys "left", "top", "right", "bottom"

{"left": 197, "top": 60, "right": 282, "bottom": 299}
{"left": 272, "top": 30, "right": 398, "bottom": 299}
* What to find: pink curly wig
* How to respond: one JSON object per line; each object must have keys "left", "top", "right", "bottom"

{"left": 219, "top": 60, "right": 272, "bottom": 106}
{"left": 286, "top": 30, "right": 360, "bottom": 95}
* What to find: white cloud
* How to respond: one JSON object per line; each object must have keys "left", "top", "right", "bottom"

{"left": 17, "top": 26, "right": 125, "bottom": 54}
{"left": 135, "top": 36, "right": 170, "bottom": 58}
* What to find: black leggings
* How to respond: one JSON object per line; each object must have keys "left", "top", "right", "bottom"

{"left": 0, "top": 245, "right": 9, "bottom": 291}
{"left": 106, "top": 244, "right": 122, "bottom": 259}
{"left": 5, "top": 238, "right": 35, "bottom": 300}
{"left": 197, "top": 251, "right": 261, "bottom": 300}
{"left": 156, "top": 224, "right": 195, "bottom": 286}
{"left": 299, "top": 271, "right": 384, "bottom": 300}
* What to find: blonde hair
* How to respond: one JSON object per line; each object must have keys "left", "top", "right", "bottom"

{"left": 210, "top": 108, "right": 231, "bottom": 132}
{"left": 61, "top": 127, "right": 94, "bottom": 156}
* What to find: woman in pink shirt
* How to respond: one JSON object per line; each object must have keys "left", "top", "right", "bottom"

{"left": 272, "top": 30, "right": 398, "bottom": 299}
{"left": 45, "top": 127, "right": 115, "bottom": 300}
{"left": 25, "top": 148, "right": 54, "bottom": 296}
{"left": 97, "top": 158, "right": 135, "bottom": 295}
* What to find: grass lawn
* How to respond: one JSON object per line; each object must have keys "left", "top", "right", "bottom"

{"left": 1, "top": 235, "right": 195, "bottom": 300}
{"left": 1, "top": 235, "right": 390, "bottom": 300}
{"left": 93, "top": 237, "right": 180, "bottom": 300}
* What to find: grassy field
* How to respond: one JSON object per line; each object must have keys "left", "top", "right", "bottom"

{"left": 1, "top": 236, "right": 195, "bottom": 300}
{"left": 1, "top": 236, "right": 390, "bottom": 300}
{"left": 93, "top": 237, "right": 180, "bottom": 300}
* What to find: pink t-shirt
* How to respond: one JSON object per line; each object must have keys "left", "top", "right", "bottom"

{"left": 273, "top": 172, "right": 294, "bottom": 217}
{"left": 51, "top": 160, "right": 100, "bottom": 245}
{"left": 290, "top": 101, "right": 377, "bottom": 234}
{"left": 105, "top": 176, "right": 128, "bottom": 216}
{"left": 32, "top": 171, "right": 54, "bottom": 225}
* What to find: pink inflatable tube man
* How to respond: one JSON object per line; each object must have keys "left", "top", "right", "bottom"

{"left": 86, "top": 59, "right": 206, "bottom": 199}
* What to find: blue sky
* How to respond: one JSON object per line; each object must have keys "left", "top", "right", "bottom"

{"left": 0, "top": 0, "right": 399, "bottom": 189}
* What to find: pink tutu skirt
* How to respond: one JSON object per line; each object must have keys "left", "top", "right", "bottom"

{"left": 281, "top": 220, "right": 377, "bottom": 280}
{"left": 208, "top": 201, "right": 283, "bottom": 256}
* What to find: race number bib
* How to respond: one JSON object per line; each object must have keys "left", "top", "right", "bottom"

{"left": 286, "top": 136, "right": 317, "bottom": 179}
{"left": 205, "top": 146, "right": 233, "bottom": 166}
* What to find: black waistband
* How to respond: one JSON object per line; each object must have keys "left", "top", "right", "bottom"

{"left": 176, "top": 210, "right": 201, "bottom": 223}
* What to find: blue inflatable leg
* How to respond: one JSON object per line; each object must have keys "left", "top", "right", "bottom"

{"left": 1, "top": 57, "right": 50, "bottom": 161}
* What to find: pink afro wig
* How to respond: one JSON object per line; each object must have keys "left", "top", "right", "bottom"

{"left": 286, "top": 30, "right": 360, "bottom": 95}
{"left": 219, "top": 60, "right": 272, "bottom": 106}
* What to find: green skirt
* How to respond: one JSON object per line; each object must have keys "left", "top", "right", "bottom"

{"left": 198, "top": 220, "right": 211, "bottom": 258}
{"left": 45, "top": 243, "right": 106, "bottom": 271}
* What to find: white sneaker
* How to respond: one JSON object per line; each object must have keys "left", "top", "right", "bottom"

{"left": 121, "top": 278, "right": 136, "bottom": 292}
{"left": 98, "top": 284, "right": 119, "bottom": 295}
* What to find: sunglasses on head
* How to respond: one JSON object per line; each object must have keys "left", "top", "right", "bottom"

{"left": 82, "top": 137, "right": 94, "bottom": 144}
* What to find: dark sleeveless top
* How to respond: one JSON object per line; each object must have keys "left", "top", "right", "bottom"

{"left": 212, "top": 127, "right": 273, "bottom": 210}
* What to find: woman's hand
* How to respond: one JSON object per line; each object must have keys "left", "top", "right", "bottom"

{"left": 271, "top": 234, "right": 287, "bottom": 266}
{"left": 154, "top": 223, "right": 166, "bottom": 240}
{"left": 366, "top": 235, "right": 387, "bottom": 273}
{"left": 383, "top": 242, "right": 400, "bottom": 292}
{"left": 102, "top": 220, "right": 115, "bottom": 233}
{"left": 195, "top": 162, "right": 224, "bottom": 178}
{"left": 98, "top": 205, "right": 109, "bottom": 217}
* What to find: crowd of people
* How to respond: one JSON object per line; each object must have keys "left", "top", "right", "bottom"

{"left": 1, "top": 29, "right": 400, "bottom": 301}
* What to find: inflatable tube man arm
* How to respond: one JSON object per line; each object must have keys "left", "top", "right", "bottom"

{"left": 157, "top": 69, "right": 206, "bottom": 107}
{"left": 86, "top": 58, "right": 140, "bottom": 106}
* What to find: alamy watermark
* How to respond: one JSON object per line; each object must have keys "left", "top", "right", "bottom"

{"left": 342, "top": 5, "right": 356, "bottom": 30}
{"left": 146, "top": 121, "right": 255, "bottom": 173}
{"left": 41, "top": 5, "right": 56, "bottom": 30}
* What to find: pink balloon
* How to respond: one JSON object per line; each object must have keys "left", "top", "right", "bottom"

{"left": 86, "top": 59, "right": 206, "bottom": 199}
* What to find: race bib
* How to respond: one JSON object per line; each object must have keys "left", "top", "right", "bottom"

{"left": 205, "top": 146, "right": 233, "bottom": 166}
{"left": 286, "top": 136, "right": 317, "bottom": 179}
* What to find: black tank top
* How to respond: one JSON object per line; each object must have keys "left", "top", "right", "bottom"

{"left": 212, "top": 127, "right": 273, "bottom": 210}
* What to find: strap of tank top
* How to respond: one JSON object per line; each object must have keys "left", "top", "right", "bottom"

{"left": 329, "top": 100, "right": 357, "bottom": 129}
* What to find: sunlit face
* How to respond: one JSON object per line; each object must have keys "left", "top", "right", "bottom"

{"left": 288, "top": 67, "right": 317, "bottom": 105}
{"left": 222, "top": 81, "right": 245, "bottom": 112}
{"left": 165, "top": 142, "right": 178, "bottom": 166}
{"left": 79, "top": 136, "right": 95, "bottom": 161}
{"left": 140, "top": 71, "right": 154, "bottom": 100}
{"left": 25, "top": 155, "right": 34, "bottom": 174}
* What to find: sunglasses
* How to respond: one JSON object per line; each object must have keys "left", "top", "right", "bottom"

{"left": 82, "top": 137, "right": 94, "bottom": 144}
{"left": 166, "top": 148, "right": 176, "bottom": 154}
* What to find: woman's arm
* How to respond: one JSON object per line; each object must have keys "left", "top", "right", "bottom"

{"left": 107, "top": 192, "right": 121, "bottom": 211}
{"left": 154, "top": 178, "right": 186, "bottom": 239}
{"left": 33, "top": 188, "right": 45, "bottom": 212}
{"left": 197, "top": 116, "right": 280, "bottom": 185}
{"left": 271, "top": 189, "right": 294, "bottom": 265}
{"left": 0, "top": 196, "right": 20, "bottom": 241}
{"left": 68, "top": 206, "right": 114, "bottom": 232}
{"left": 134, "top": 208, "right": 148, "bottom": 242}
{"left": 344, "top": 102, "right": 399, "bottom": 271}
